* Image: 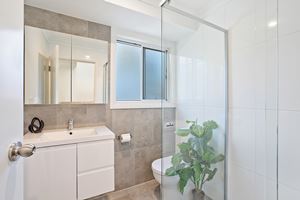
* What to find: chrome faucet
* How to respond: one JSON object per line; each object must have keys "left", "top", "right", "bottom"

{"left": 68, "top": 119, "right": 74, "bottom": 131}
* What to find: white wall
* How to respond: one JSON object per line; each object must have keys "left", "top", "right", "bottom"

{"left": 175, "top": 24, "right": 226, "bottom": 200}
{"left": 277, "top": 0, "right": 300, "bottom": 199}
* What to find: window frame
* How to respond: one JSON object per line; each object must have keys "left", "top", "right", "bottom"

{"left": 142, "top": 47, "right": 168, "bottom": 101}
{"left": 110, "top": 35, "right": 175, "bottom": 109}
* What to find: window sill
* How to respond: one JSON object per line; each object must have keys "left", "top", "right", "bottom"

{"left": 110, "top": 100, "right": 176, "bottom": 109}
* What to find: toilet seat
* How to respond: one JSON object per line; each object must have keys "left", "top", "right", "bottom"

{"left": 151, "top": 156, "right": 172, "bottom": 176}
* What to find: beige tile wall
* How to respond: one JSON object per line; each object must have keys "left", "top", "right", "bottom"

{"left": 24, "top": 5, "right": 176, "bottom": 191}
{"left": 24, "top": 104, "right": 107, "bottom": 132}
{"left": 24, "top": 5, "right": 111, "bottom": 41}
{"left": 111, "top": 108, "right": 175, "bottom": 190}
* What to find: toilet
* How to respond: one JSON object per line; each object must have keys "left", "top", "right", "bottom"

{"left": 152, "top": 156, "right": 193, "bottom": 200}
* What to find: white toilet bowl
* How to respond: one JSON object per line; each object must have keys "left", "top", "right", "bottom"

{"left": 152, "top": 156, "right": 193, "bottom": 200}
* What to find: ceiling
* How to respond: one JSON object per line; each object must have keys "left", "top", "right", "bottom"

{"left": 140, "top": 0, "right": 227, "bottom": 17}
{"left": 171, "top": 0, "right": 224, "bottom": 15}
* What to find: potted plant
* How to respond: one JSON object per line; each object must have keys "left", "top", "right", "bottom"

{"left": 165, "top": 120, "right": 225, "bottom": 200}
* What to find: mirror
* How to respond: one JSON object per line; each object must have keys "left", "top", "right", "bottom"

{"left": 24, "top": 26, "right": 109, "bottom": 105}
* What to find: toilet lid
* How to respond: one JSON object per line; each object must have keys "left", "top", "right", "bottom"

{"left": 152, "top": 156, "right": 173, "bottom": 175}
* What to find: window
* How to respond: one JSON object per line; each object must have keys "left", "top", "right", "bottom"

{"left": 116, "top": 41, "right": 142, "bottom": 101}
{"left": 116, "top": 40, "right": 167, "bottom": 101}
{"left": 143, "top": 48, "right": 167, "bottom": 100}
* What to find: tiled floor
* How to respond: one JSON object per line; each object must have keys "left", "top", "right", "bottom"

{"left": 89, "top": 180, "right": 160, "bottom": 200}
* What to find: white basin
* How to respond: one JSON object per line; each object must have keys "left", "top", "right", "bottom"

{"left": 24, "top": 126, "right": 115, "bottom": 148}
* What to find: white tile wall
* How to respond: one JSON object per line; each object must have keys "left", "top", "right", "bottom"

{"left": 205, "top": 0, "right": 279, "bottom": 199}
{"left": 223, "top": 0, "right": 300, "bottom": 198}
{"left": 277, "top": 0, "right": 300, "bottom": 199}
{"left": 278, "top": 32, "right": 300, "bottom": 111}
{"left": 279, "top": 183, "right": 300, "bottom": 199}
{"left": 229, "top": 109, "right": 256, "bottom": 171}
{"left": 278, "top": 111, "right": 300, "bottom": 192}
{"left": 228, "top": 163, "right": 256, "bottom": 200}
{"left": 265, "top": 110, "right": 278, "bottom": 179}
{"left": 278, "top": 0, "right": 300, "bottom": 36}
{"left": 174, "top": 0, "right": 300, "bottom": 199}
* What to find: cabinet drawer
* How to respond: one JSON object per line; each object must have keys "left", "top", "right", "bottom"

{"left": 24, "top": 145, "right": 77, "bottom": 200}
{"left": 77, "top": 140, "right": 114, "bottom": 173}
{"left": 78, "top": 167, "right": 115, "bottom": 200}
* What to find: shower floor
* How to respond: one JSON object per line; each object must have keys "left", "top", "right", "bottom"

{"left": 89, "top": 180, "right": 160, "bottom": 200}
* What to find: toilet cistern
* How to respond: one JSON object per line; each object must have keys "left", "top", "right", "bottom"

{"left": 68, "top": 119, "right": 74, "bottom": 131}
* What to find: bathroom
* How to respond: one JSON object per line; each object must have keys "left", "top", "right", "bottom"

{"left": 0, "top": 0, "right": 299, "bottom": 199}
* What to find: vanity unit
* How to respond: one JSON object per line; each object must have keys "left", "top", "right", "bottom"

{"left": 24, "top": 126, "right": 115, "bottom": 200}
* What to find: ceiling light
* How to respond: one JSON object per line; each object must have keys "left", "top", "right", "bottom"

{"left": 103, "top": 0, "right": 130, "bottom": 7}
{"left": 85, "top": 55, "right": 90, "bottom": 59}
{"left": 268, "top": 21, "right": 277, "bottom": 28}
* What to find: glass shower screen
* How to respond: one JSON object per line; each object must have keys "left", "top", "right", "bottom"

{"left": 160, "top": 3, "right": 227, "bottom": 200}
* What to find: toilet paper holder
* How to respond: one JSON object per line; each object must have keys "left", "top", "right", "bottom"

{"left": 117, "top": 134, "right": 133, "bottom": 141}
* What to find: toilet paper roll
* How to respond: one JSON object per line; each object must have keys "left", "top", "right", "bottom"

{"left": 120, "top": 133, "right": 131, "bottom": 143}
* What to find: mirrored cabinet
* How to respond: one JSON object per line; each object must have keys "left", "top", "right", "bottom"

{"left": 24, "top": 26, "right": 109, "bottom": 105}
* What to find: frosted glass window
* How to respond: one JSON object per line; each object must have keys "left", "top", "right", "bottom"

{"left": 143, "top": 48, "right": 166, "bottom": 99}
{"left": 116, "top": 41, "right": 142, "bottom": 101}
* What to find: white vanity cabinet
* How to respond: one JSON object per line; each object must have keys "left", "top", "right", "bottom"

{"left": 24, "top": 126, "right": 115, "bottom": 200}
{"left": 24, "top": 144, "right": 77, "bottom": 200}
{"left": 77, "top": 140, "right": 114, "bottom": 200}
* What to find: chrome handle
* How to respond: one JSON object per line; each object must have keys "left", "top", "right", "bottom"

{"left": 165, "top": 122, "right": 175, "bottom": 128}
{"left": 8, "top": 142, "right": 36, "bottom": 161}
{"left": 68, "top": 119, "right": 74, "bottom": 130}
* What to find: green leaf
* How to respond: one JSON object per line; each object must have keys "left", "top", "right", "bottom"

{"left": 176, "top": 163, "right": 186, "bottom": 171}
{"left": 203, "top": 151, "right": 215, "bottom": 163}
{"left": 165, "top": 167, "right": 177, "bottom": 176}
{"left": 189, "top": 137, "right": 203, "bottom": 155}
{"left": 203, "top": 120, "right": 218, "bottom": 130}
{"left": 210, "top": 154, "right": 225, "bottom": 164}
{"left": 171, "top": 153, "right": 183, "bottom": 167}
{"left": 186, "top": 120, "right": 195, "bottom": 124}
{"left": 178, "top": 167, "right": 193, "bottom": 193}
{"left": 178, "top": 143, "right": 191, "bottom": 153}
{"left": 182, "top": 154, "right": 193, "bottom": 164}
{"left": 202, "top": 129, "right": 213, "bottom": 143}
{"left": 206, "top": 168, "right": 218, "bottom": 182}
{"left": 190, "top": 124, "right": 204, "bottom": 138}
{"left": 176, "top": 129, "right": 190, "bottom": 137}
{"left": 192, "top": 161, "right": 202, "bottom": 183}
{"left": 178, "top": 143, "right": 193, "bottom": 163}
{"left": 178, "top": 179, "right": 188, "bottom": 194}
